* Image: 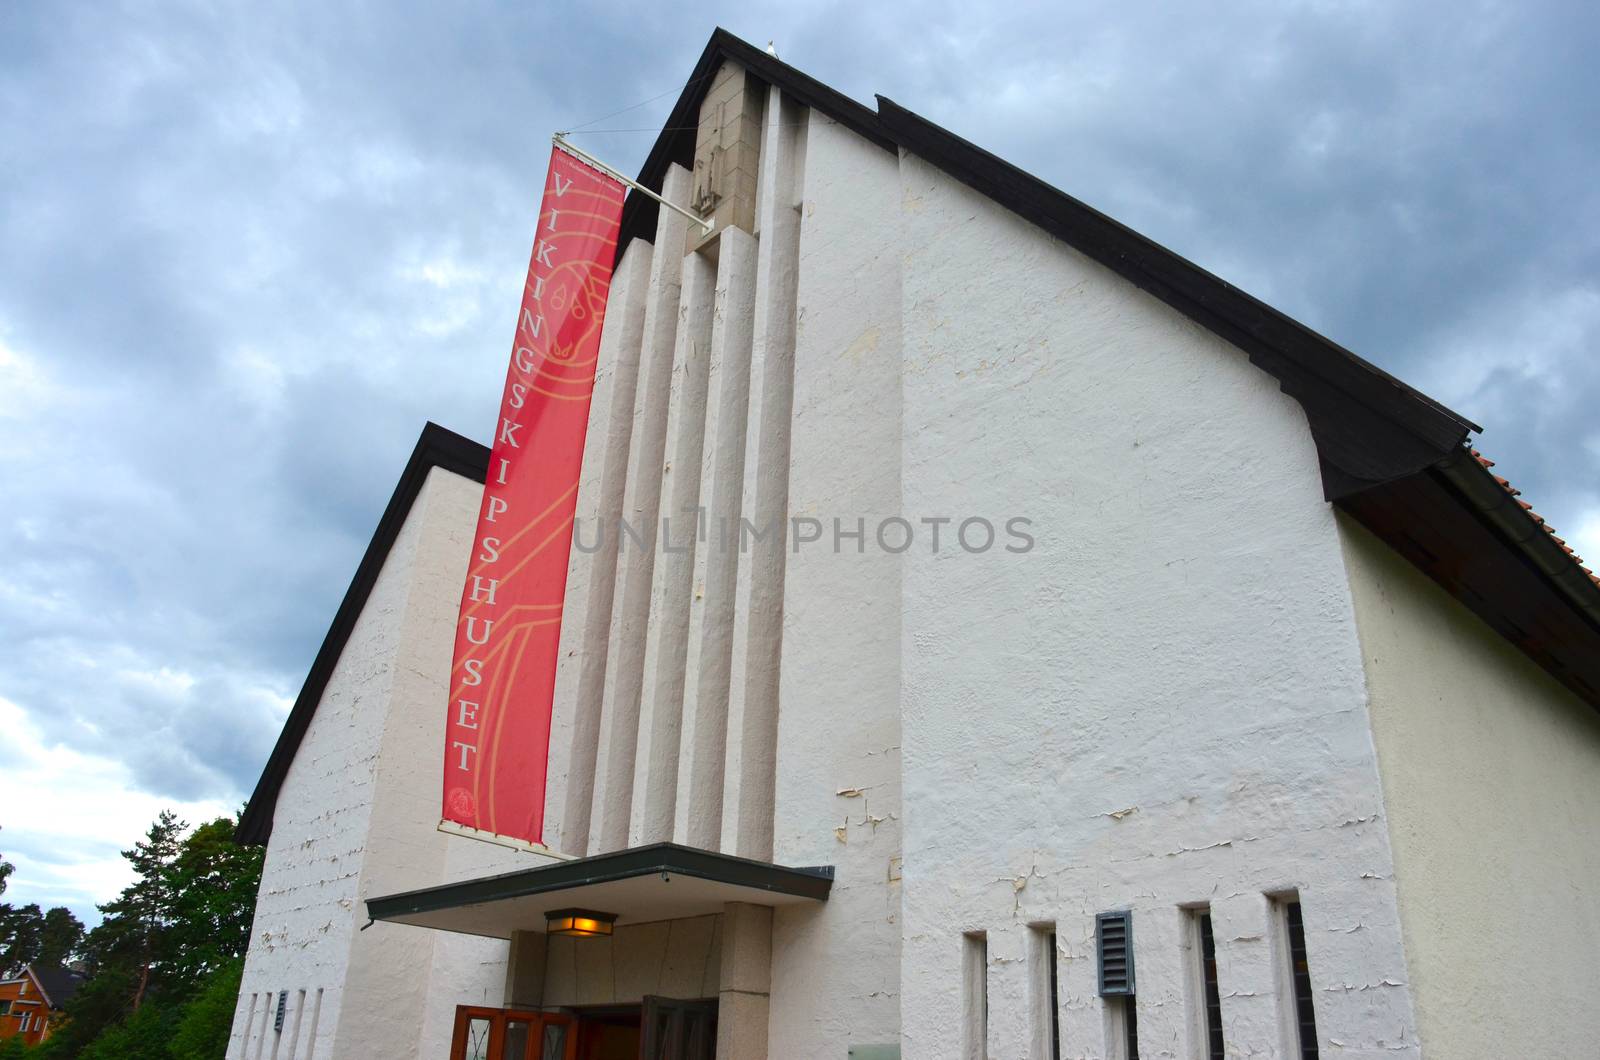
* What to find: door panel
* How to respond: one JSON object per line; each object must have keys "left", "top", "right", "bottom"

{"left": 466, "top": 1016, "right": 493, "bottom": 1060}
{"left": 638, "top": 997, "right": 717, "bottom": 1060}
{"left": 451, "top": 1006, "right": 576, "bottom": 1060}
{"left": 504, "top": 1019, "right": 533, "bottom": 1059}
{"left": 539, "top": 1021, "right": 570, "bottom": 1060}
{"left": 574, "top": 1007, "right": 642, "bottom": 1060}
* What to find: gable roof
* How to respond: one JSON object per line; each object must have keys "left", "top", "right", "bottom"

{"left": 236, "top": 422, "right": 488, "bottom": 844}
{"left": 613, "top": 29, "right": 1600, "bottom": 709}
{"left": 28, "top": 965, "right": 84, "bottom": 1009}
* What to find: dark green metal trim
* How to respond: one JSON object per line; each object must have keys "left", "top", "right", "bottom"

{"left": 366, "top": 842, "right": 833, "bottom": 922}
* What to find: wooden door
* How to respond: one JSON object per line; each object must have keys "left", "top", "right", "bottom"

{"left": 638, "top": 997, "right": 717, "bottom": 1060}
{"left": 451, "top": 1005, "right": 577, "bottom": 1060}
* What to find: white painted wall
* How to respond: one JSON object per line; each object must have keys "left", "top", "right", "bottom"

{"left": 766, "top": 110, "right": 905, "bottom": 1054}
{"left": 229, "top": 472, "right": 424, "bottom": 1060}
{"left": 895, "top": 151, "right": 1418, "bottom": 1059}
{"left": 231, "top": 467, "right": 544, "bottom": 1060}
{"left": 1340, "top": 515, "right": 1600, "bottom": 1059}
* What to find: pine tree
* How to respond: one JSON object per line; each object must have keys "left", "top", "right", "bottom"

{"left": 0, "top": 831, "right": 20, "bottom": 977}
{"left": 86, "top": 811, "right": 185, "bottom": 1011}
{"left": 50, "top": 809, "right": 264, "bottom": 1054}
{"left": 162, "top": 818, "right": 262, "bottom": 996}
{"left": 0, "top": 902, "right": 43, "bottom": 977}
{"left": 38, "top": 906, "right": 86, "bottom": 968}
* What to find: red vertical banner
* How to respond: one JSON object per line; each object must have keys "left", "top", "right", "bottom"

{"left": 442, "top": 146, "right": 626, "bottom": 847}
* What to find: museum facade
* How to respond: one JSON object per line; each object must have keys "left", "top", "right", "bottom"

{"left": 227, "top": 29, "right": 1600, "bottom": 1060}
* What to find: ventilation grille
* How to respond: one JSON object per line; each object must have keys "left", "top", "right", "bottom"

{"left": 1096, "top": 910, "right": 1135, "bottom": 996}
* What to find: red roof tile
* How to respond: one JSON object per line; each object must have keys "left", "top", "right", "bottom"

{"left": 1472, "top": 449, "right": 1600, "bottom": 588}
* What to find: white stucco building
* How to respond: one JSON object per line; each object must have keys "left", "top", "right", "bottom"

{"left": 226, "top": 29, "right": 1600, "bottom": 1060}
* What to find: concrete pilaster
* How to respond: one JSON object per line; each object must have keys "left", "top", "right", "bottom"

{"left": 688, "top": 61, "right": 764, "bottom": 256}
{"left": 716, "top": 902, "right": 772, "bottom": 1059}
{"left": 502, "top": 931, "right": 547, "bottom": 1009}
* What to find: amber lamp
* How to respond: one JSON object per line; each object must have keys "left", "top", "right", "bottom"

{"left": 545, "top": 908, "right": 617, "bottom": 938}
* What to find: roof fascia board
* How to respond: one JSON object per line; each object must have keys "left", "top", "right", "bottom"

{"left": 21, "top": 967, "right": 51, "bottom": 1009}
{"left": 1430, "top": 449, "right": 1600, "bottom": 629}
{"left": 1338, "top": 466, "right": 1600, "bottom": 710}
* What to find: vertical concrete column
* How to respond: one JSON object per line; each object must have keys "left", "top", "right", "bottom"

{"left": 1124, "top": 903, "right": 1188, "bottom": 1060}
{"left": 716, "top": 902, "right": 773, "bottom": 1060}
{"left": 551, "top": 240, "right": 654, "bottom": 855}
{"left": 632, "top": 251, "right": 717, "bottom": 845}
{"left": 590, "top": 164, "right": 693, "bottom": 853}
{"left": 676, "top": 227, "right": 758, "bottom": 849}
{"left": 1210, "top": 891, "right": 1283, "bottom": 1058}
{"left": 985, "top": 926, "right": 1031, "bottom": 1059}
{"left": 227, "top": 991, "right": 257, "bottom": 1059}
{"left": 765, "top": 113, "right": 905, "bottom": 1051}
{"left": 502, "top": 930, "right": 548, "bottom": 1009}
{"left": 1054, "top": 915, "right": 1104, "bottom": 1060}
{"left": 723, "top": 89, "right": 806, "bottom": 861}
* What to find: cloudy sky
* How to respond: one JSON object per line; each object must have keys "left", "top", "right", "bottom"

{"left": 2, "top": 1, "right": 1596, "bottom": 923}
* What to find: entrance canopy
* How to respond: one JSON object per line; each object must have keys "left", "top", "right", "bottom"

{"left": 366, "top": 842, "right": 833, "bottom": 940}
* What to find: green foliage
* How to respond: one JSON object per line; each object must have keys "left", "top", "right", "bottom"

{"left": 37, "top": 908, "right": 85, "bottom": 969}
{"left": 167, "top": 959, "right": 244, "bottom": 1060}
{"left": 0, "top": 828, "right": 23, "bottom": 978}
{"left": 84, "top": 811, "right": 186, "bottom": 994}
{"left": 2, "top": 903, "right": 85, "bottom": 975}
{"left": 0, "top": 1033, "right": 42, "bottom": 1060}
{"left": 39, "top": 810, "right": 262, "bottom": 1059}
{"left": 161, "top": 822, "right": 262, "bottom": 994}
{"left": 0, "top": 902, "right": 43, "bottom": 974}
{"left": 75, "top": 1001, "right": 178, "bottom": 1060}
{"left": 42, "top": 963, "right": 139, "bottom": 1056}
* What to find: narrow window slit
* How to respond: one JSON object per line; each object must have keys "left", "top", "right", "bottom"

{"left": 1283, "top": 899, "right": 1320, "bottom": 1059}
{"left": 1197, "top": 910, "right": 1225, "bottom": 1060}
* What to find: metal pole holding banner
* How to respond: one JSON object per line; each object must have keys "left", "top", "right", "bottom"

{"left": 553, "top": 133, "right": 714, "bottom": 234}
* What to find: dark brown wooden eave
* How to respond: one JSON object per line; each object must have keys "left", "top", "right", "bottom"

{"left": 1338, "top": 450, "right": 1600, "bottom": 709}
{"left": 235, "top": 422, "right": 488, "bottom": 845}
